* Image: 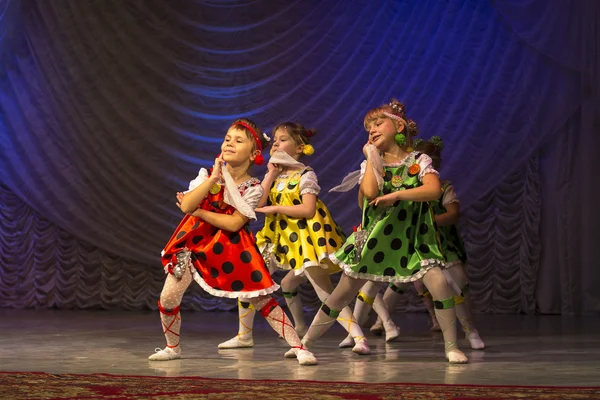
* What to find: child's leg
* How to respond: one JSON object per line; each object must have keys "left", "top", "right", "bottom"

{"left": 422, "top": 267, "right": 468, "bottom": 364}
{"left": 369, "top": 285, "right": 401, "bottom": 342}
{"left": 280, "top": 270, "right": 309, "bottom": 337}
{"left": 446, "top": 264, "right": 485, "bottom": 349}
{"left": 217, "top": 299, "right": 256, "bottom": 349}
{"left": 371, "top": 283, "right": 404, "bottom": 334}
{"left": 305, "top": 268, "right": 370, "bottom": 355}
{"left": 149, "top": 268, "right": 193, "bottom": 361}
{"left": 413, "top": 279, "right": 441, "bottom": 331}
{"left": 248, "top": 295, "right": 317, "bottom": 365}
{"left": 301, "top": 274, "right": 368, "bottom": 349}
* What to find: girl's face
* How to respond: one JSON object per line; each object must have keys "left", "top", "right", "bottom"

{"left": 366, "top": 116, "right": 404, "bottom": 151}
{"left": 221, "top": 127, "right": 257, "bottom": 166}
{"left": 270, "top": 128, "right": 303, "bottom": 160}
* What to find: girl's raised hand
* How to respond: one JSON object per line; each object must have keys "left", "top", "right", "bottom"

{"left": 212, "top": 156, "right": 224, "bottom": 179}
{"left": 175, "top": 192, "right": 185, "bottom": 211}
{"left": 256, "top": 206, "right": 279, "bottom": 215}
{"left": 267, "top": 162, "right": 281, "bottom": 176}
{"left": 368, "top": 192, "right": 398, "bottom": 208}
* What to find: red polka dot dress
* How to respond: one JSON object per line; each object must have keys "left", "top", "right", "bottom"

{"left": 161, "top": 168, "right": 279, "bottom": 298}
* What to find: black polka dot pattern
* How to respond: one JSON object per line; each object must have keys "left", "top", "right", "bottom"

{"left": 313, "top": 222, "right": 322, "bottom": 232}
{"left": 383, "top": 268, "right": 395, "bottom": 276}
{"left": 359, "top": 265, "right": 368, "bottom": 273}
{"left": 222, "top": 262, "right": 234, "bottom": 274}
{"left": 290, "top": 259, "right": 297, "bottom": 268}
{"left": 192, "top": 235, "right": 204, "bottom": 244}
{"left": 398, "top": 209, "right": 408, "bottom": 221}
{"left": 231, "top": 280, "right": 244, "bottom": 291}
{"left": 292, "top": 199, "right": 301, "bottom": 205}
{"left": 419, "top": 244, "right": 430, "bottom": 253}
{"left": 196, "top": 251, "right": 207, "bottom": 261}
{"left": 318, "top": 237, "right": 326, "bottom": 247}
{"left": 213, "top": 242, "right": 224, "bottom": 255}
{"left": 240, "top": 251, "right": 253, "bottom": 263}
{"left": 400, "top": 256, "right": 408, "bottom": 268}
{"left": 210, "top": 268, "right": 219, "bottom": 278}
{"left": 318, "top": 208, "right": 327, "bottom": 218}
{"left": 344, "top": 244, "right": 355, "bottom": 254}
{"left": 297, "top": 219, "right": 308, "bottom": 229}
{"left": 374, "top": 252, "right": 385, "bottom": 263}
{"left": 367, "top": 238, "right": 378, "bottom": 250}
{"left": 229, "top": 232, "right": 241, "bottom": 244}
{"left": 391, "top": 238, "right": 402, "bottom": 250}
{"left": 289, "top": 232, "right": 299, "bottom": 242}
{"left": 250, "top": 270, "right": 263, "bottom": 282}
{"left": 412, "top": 213, "right": 419, "bottom": 226}
{"left": 419, "top": 223, "right": 429, "bottom": 235}
{"left": 384, "top": 224, "right": 394, "bottom": 235}
{"left": 328, "top": 238, "right": 338, "bottom": 247}
{"left": 279, "top": 220, "right": 288, "bottom": 230}
{"left": 324, "top": 224, "right": 333, "bottom": 232}
{"left": 176, "top": 231, "right": 187, "bottom": 240}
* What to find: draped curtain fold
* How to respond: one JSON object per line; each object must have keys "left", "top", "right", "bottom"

{"left": 0, "top": 0, "right": 597, "bottom": 313}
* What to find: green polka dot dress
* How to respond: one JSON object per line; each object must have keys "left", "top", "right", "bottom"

{"left": 330, "top": 152, "right": 445, "bottom": 283}
{"left": 256, "top": 167, "right": 346, "bottom": 275}
{"left": 434, "top": 180, "right": 467, "bottom": 268}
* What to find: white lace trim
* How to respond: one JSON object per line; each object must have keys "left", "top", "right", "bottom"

{"left": 191, "top": 270, "right": 280, "bottom": 299}
{"left": 185, "top": 168, "right": 209, "bottom": 193}
{"left": 442, "top": 260, "right": 463, "bottom": 269}
{"left": 299, "top": 171, "right": 321, "bottom": 196}
{"left": 442, "top": 183, "right": 460, "bottom": 206}
{"left": 329, "top": 254, "right": 445, "bottom": 283}
{"left": 416, "top": 154, "right": 439, "bottom": 182}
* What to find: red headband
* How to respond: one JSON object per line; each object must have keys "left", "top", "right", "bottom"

{"left": 232, "top": 121, "right": 265, "bottom": 165}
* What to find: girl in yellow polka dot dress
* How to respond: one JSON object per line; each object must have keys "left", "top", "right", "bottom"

{"left": 218, "top": 122, "right": 370, "bottom": 357}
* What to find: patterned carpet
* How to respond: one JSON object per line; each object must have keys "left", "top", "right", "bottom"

{"left": 1, "top": 372, "right": 599, "bottom": 400}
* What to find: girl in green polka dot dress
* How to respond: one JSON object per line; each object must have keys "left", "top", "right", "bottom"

{"left": 218, "top": 122, "right": 370, "bottom": 356}
{"left": 301, "top": 100, "right": 468, "bottom": 364}
{"left": 369, "top": 136, "right": 485, "bottom": 350}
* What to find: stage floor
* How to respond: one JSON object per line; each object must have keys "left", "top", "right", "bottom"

{"left": 0, "top": 309, "right": 598, "bottom": 386}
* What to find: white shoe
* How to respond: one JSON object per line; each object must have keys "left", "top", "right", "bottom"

{"left": 445, "top": 343, "right": 468, "bottom": 364}
{"left": 384, "top": 319, "right": 400, "bottom": 342}
{"left": 283, "top": 347, "right": 318, "bottom": 365}
{"left": 218, "top": 335, "right": 254, "bottom": 349}
{"left": 148, "top": 347, "right": 181, "bottom": 361}
{"left": 370, "top": 317, "right": 384, "bottom": 335}
{"left": 351, "top": 338, "right": 371, "bottom": 355}
{"left": 338, "top": 334, "right": 354, "bottom": 348}
{"left": 467, "top": 331, "right": 485, "bottom": 350}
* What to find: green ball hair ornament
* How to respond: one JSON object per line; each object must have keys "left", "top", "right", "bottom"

{"left": 394, "top": 133, "right": 406, "bottom": 146}
{"left": 413, "top": 138, "right": 424, "bottom": 148}
{"left": 429, "top": 135, "right": 444, "bottom": 150}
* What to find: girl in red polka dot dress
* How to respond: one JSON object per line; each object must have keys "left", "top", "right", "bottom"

{"left": 217, "top": 122, "right": 370, "bottom": 358}
{"left": 148, "top": 119, "right": 317, "bottom": 365}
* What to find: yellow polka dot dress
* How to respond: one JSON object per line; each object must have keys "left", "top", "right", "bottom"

{"left": 256, "top": 168, "right": 345, "bottom": 275}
